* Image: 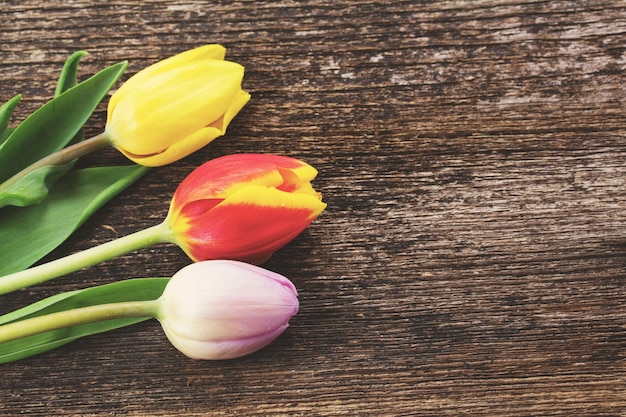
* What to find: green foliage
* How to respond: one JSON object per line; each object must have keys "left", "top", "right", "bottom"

{"left": 0, "top": 95, "right": 21, "bottom": 145}
{"left": 0, "top": 165, "right": 149, "bottom": 276}
{"left": 0, "top": 57, "right": 126, "bottom": 188}
{"left": 0, "top": 161, "right": 77, "bottom": 207}
{"left": 0, "top": 278, "right": 168, "bottom": 363}
{"left": 0, "top": 52, "right": 149, "bottom": 272}
{"left": 55, "top": 51, "right": 88, "bottom": 97}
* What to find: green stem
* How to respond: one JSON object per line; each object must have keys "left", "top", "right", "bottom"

{"left": 0, "top": 222, "right": 171, "bottom": 295}
{"left": 0, "top": 299, "right": 161, "bottom": 344}
{"left": 0, "top": 132, "right": 112, "bottom": 193}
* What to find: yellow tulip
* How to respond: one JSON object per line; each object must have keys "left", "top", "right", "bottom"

{"left": 0, "top": 45, "right": 250, "bottom": 206}
{"left": 105, "top": 44, "right": 251, "bottom": 166}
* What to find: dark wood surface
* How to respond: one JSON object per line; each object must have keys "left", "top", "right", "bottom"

{"left": 1, "top": 1, "right": 625, "bottom": 415}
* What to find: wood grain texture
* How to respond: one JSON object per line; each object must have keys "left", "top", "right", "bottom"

{"left": 1, "top": 0, "right": 625, "bottom": 415}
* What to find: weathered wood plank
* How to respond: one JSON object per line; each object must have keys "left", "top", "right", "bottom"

{"left": 0, "top": 0, "right": 625, "bottom": 415}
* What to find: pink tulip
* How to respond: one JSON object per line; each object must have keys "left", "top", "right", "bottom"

{"left": 157, "top": 260, "right": 299, "bottom": 359}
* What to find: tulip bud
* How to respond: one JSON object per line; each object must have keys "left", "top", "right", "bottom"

{"left": 105, "top": 44, "right": 250, "bottom": 166}
{"left": 157, "top": 260, "right": 299, "bottom": 360}
{"left": 165, "top": 153, "right": 327, "bottom": 265}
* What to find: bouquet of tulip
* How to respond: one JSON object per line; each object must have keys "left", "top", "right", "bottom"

{"left": 0, "top": 46, "right": 326, "bottom": 363}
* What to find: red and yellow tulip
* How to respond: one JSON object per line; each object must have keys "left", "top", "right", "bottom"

{"left": 165, "top": 153, "right": 327, "bottom": 264}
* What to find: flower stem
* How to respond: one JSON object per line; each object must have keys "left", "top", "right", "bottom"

{"left": 0, "top": 299, "right": 161, "bottom": 343}
{"left": 0, "top": 222, "right": 171, "bottom": 295}
{"left": 0, "top": 132, "right": 112, "bottom": 193}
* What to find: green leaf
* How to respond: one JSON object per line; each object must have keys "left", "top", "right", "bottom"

{"left": 0, "top": 278, "right": 168, "bottom": 363}
{"left": 55, "top": 50, "right": 88, "bottom": 147}
{"left": 0, "top": 52, "right": 95, "bottom": 208}
{"left": 55, "top": 51, "right": 88, "bottom": 97}
{"left": 0, "top": 128, "right": 14, "bottom": 145}
{"left": 0, "top": 95, "right": 21, "bottom": 146}
{"left": 0, "top": 164, "right": 75, "bottom": 207}
{"left": 0, "top": 59, "right": 127, "bottom": 183}
{"left": 0, "top": 165, "right": 149, "bottom": 276}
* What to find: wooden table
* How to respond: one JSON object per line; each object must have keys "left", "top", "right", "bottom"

{"left": 1, "top": 1, "right": 625, "bottom": 415}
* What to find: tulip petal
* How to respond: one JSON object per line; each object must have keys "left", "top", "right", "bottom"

{"left": 171, "top": 154, "right": 318, "bottom": 211}
{"left": 120, "top": 126, "right": 222, "bottom": 167}
{"left": 162, "top": 323, "right": 289, "bottom": 360}
{"left": 214, "top": 89, "right": 251, "bottom": 133}
{"left": 107, "top": 44, "right": 226, "bottom": 122}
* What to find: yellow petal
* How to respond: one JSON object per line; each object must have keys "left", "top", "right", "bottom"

{"left": 222, "top": 184, "right": 327, "bottom": 217}
{"left": 107, "top": 44, "right": 226, "bottom": 123}
{"left": 120, "top": 126, "right": 223, "bottom": 167}
{"left": 210, "top": 90, "right": 251, "bottom": 133}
